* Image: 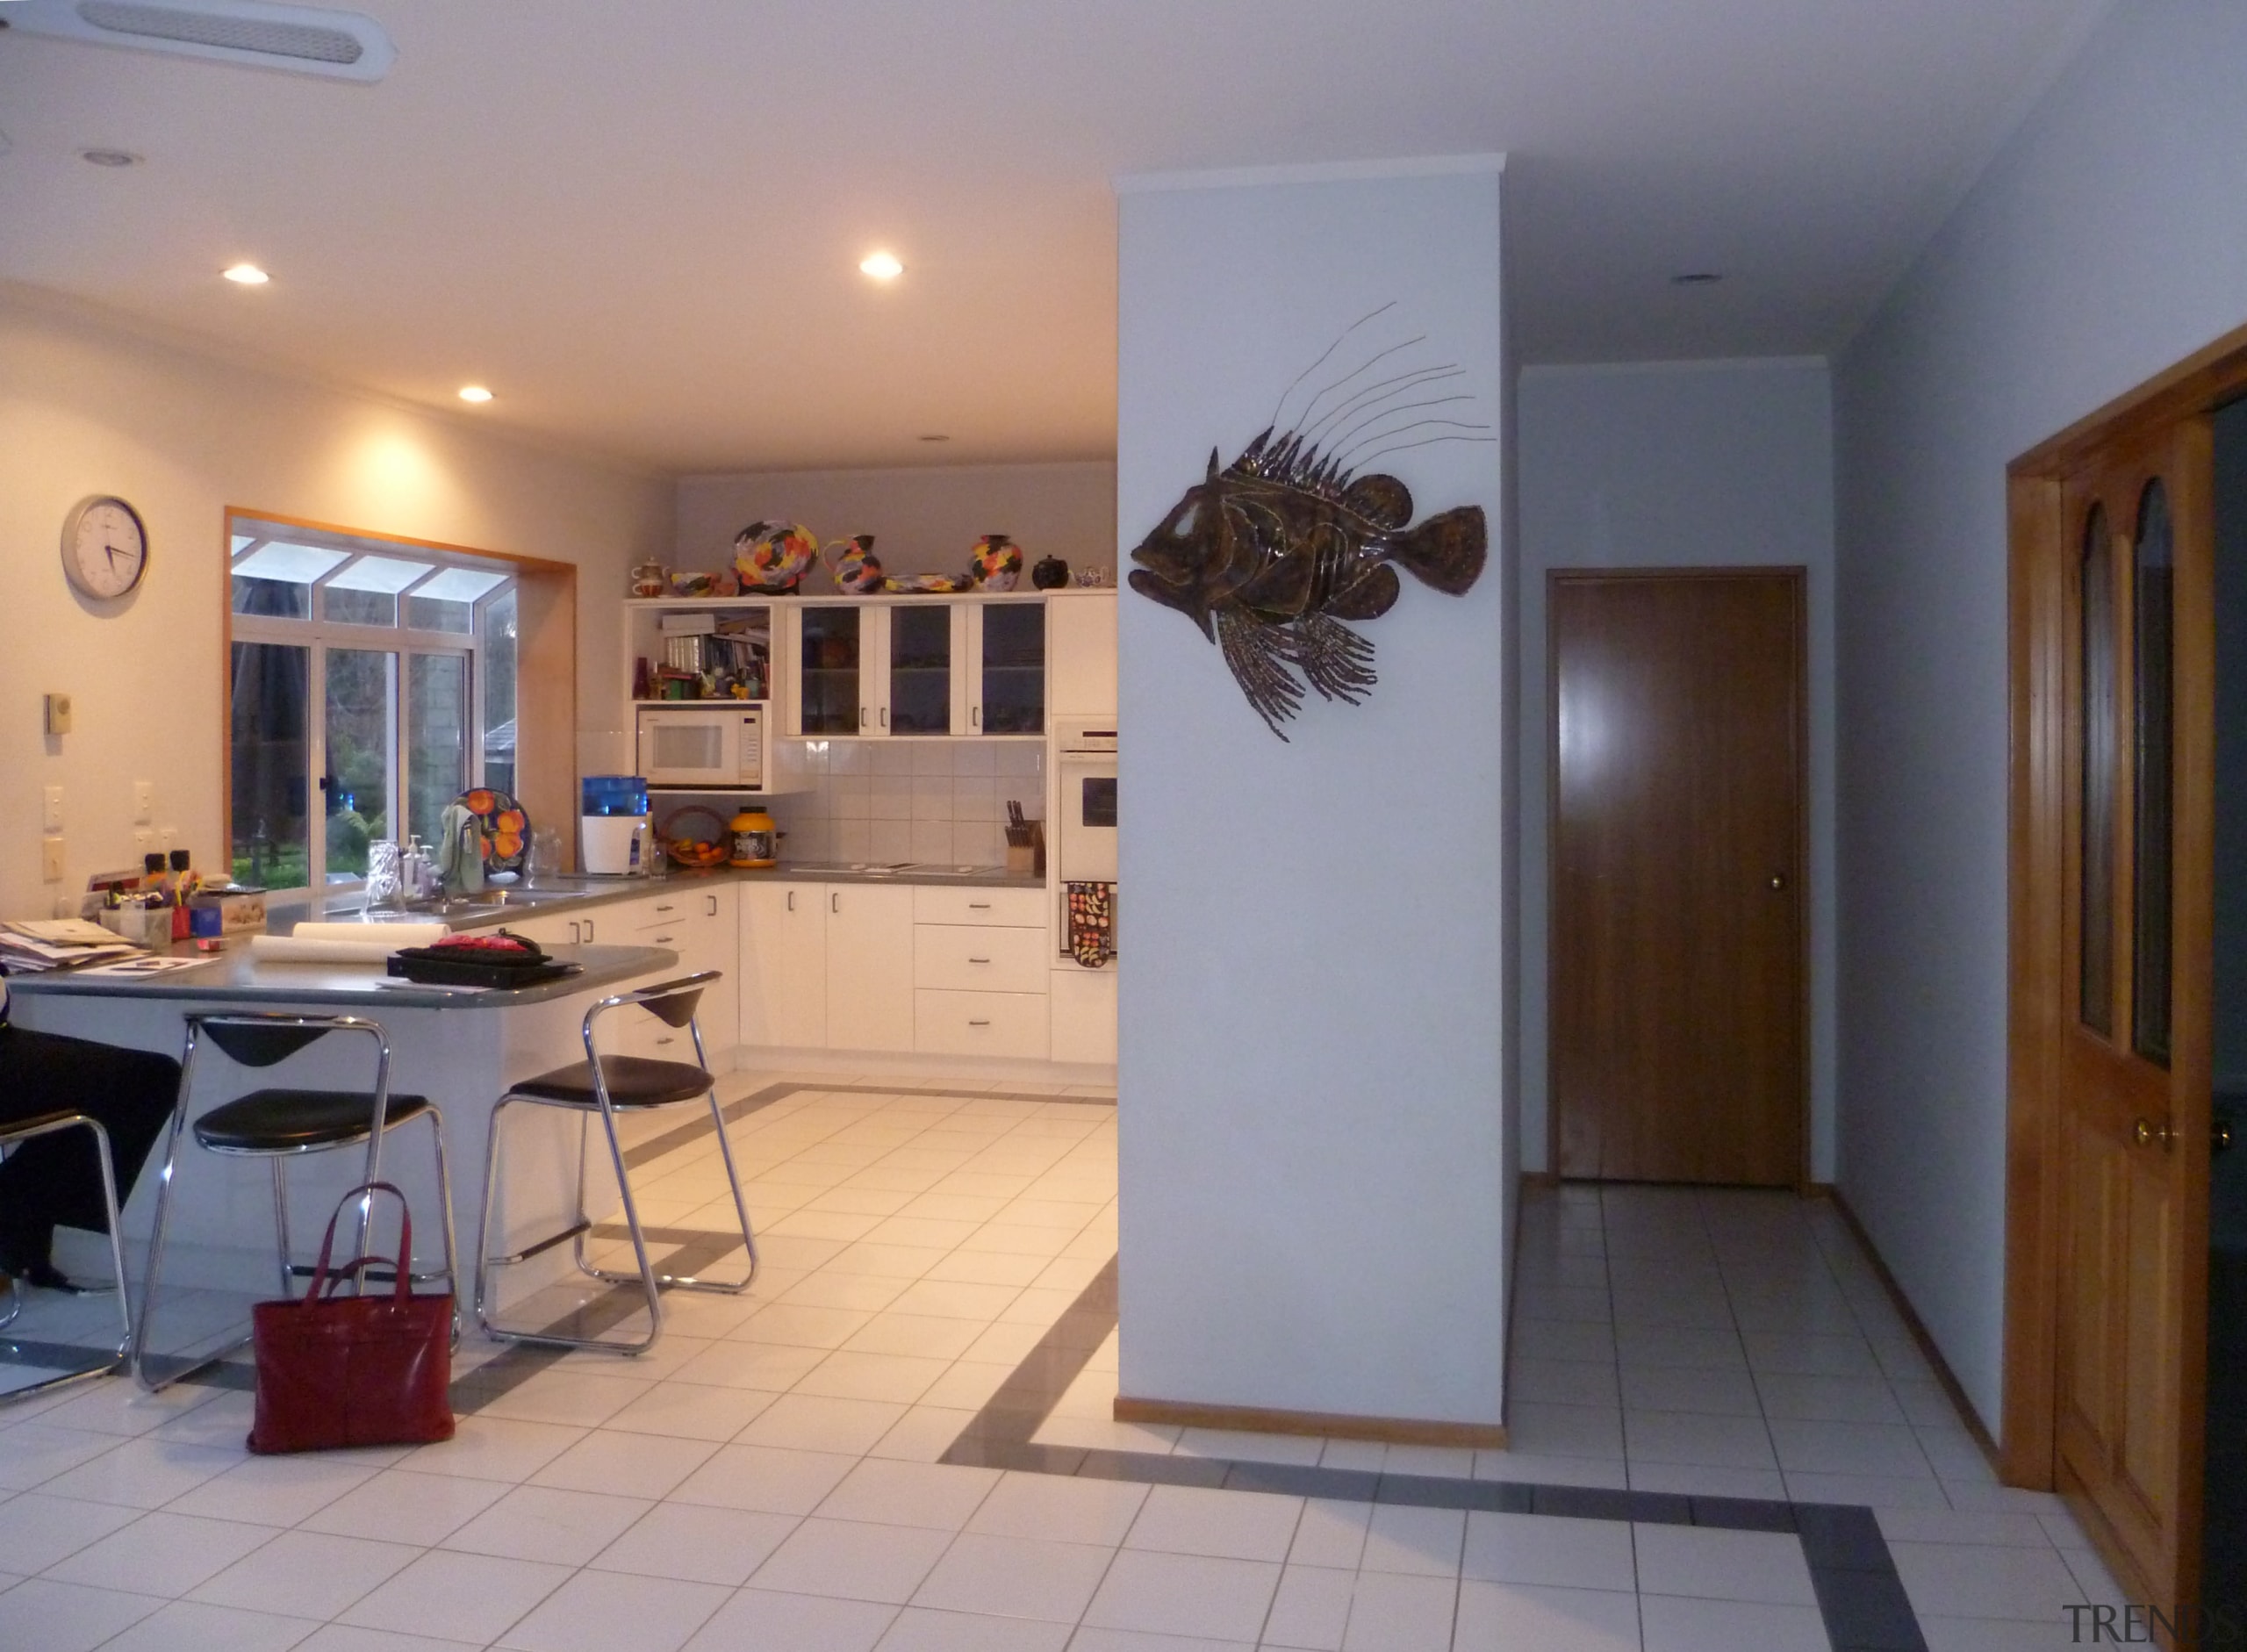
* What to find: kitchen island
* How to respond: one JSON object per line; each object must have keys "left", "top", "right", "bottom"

{"left": 8, "top": 943, "right": 689, "bottom": 1356}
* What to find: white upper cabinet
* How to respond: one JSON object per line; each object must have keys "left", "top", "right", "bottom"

{"left": 781, "top": 598, "right": 1046, "bottom": 739}
{"left": 1046, "top": 591, "right": 1116, "bottom": 718}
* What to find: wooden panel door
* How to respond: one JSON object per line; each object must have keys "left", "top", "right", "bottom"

{"left": 1551, "top": 569, "right": 1805, "bottom": 1186}
{"left": 2053, "top": 427, "right": 2213, "bottom": 1613}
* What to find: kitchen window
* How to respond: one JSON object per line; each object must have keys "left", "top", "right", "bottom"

{"left": 226, "top": 517, "right": 519, "bottom": 892}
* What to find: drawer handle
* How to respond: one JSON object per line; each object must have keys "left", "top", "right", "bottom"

{"left": 654, "top": 934, "right": 676, "bottom": 945}
{"left": 968, "top": 957, "right": 991, "bottom": 964}
{"left": 969, "top": 902, "right": 991, "bottom": 909}
{"left": 655, "top": 903, "right": 677, "bottom": 913}
{"left": 968, "top": 1019, "right": 991, "bottom": 1027}
{"left": 584, "top": 919, "right": 595, "bottom": 941}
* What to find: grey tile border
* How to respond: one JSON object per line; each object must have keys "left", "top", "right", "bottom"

{"left": 942, "top": 1253, "right": 1933, "bottom": 1652}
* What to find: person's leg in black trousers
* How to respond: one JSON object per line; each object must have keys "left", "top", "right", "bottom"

{"left": 0, "top": 1024, "right": 179, "bottom": 1288}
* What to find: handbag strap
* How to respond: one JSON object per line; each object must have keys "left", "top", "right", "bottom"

{"left": 304, "top": 1182, "right": 414, "bottom": 1304}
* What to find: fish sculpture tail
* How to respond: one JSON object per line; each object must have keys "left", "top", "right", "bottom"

{"left": 1390, "top": 505, "right": 1486, "bottom": 596}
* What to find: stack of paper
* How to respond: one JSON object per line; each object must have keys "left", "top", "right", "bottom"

{"left": 0, "top": 919, "right": 145, "bottom": 973}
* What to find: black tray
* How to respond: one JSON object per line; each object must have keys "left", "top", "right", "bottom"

{"left": 386, "top": 954, "right": 581, "bottom": 989}
{"left": 387, "top": 934, "right": 578, "bottom": 990}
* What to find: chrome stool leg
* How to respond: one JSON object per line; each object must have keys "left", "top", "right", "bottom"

{"left": 1, "top": 1113, "right": 134, "bottom": 1404}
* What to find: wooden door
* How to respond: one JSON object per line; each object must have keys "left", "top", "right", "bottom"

{"left": 2052, "top": 427, "right": 2213, "bottom": 1613}
{"left": 1550, "top": 569, "right": 1805, "bottom": 1186}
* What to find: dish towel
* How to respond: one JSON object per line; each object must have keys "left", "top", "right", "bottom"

{"left": 1065, "top": 881, "right": 1115, "bottom": 968}
{"left": 434, "top": 803, "right": 486, "bottom": 894}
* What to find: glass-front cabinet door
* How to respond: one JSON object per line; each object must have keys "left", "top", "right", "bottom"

{"left": 887, "top": 603, "right": 955, "bottom": 736}
{"left": 794, "top": 606, "right": 865, "bottom": 736}
{"left": 970, "top": 600, "right": 1045, "bottom": 736}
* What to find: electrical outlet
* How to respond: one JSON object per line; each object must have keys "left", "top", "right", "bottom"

{"left": 133, "top": 828, "right": 154, "bottom": 857}
{"left": 42, "top": 786, "right": 62, "bottom": 831}
{"left": 41, "top": 836, "right": 64, "bottom": 882}
{"left": 133, "top": 780, "right": 154, "bottom": 824}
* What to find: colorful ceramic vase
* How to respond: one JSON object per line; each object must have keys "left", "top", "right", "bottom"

{"left": 825, "top": 534, "right": 885, "bottom": 593}
{"left": 969, "top": 535, "right": 1023, "bottom": 592}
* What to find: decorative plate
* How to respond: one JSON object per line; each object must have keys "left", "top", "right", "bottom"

{"left": 457, "top": 787, "right": 530, "bottom": 876}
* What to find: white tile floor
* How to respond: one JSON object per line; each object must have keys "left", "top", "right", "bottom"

{"left": 0, "top": 1074, "right": 2132, "bottom": 1650}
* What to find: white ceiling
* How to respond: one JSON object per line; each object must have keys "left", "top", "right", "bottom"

{"left": 0, "top": 0, "right": 2113, "bottom": 474}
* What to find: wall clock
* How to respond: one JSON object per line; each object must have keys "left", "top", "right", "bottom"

{"left": 61, "top": 495, "right": 149, "bottom": 600}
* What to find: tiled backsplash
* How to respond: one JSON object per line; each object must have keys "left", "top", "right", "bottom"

{"left": 768, "top": 740, "right": 1045, "bottom": 867}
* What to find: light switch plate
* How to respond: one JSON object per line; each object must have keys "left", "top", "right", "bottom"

{"left": 42, "top": 786, "right": 62, "bottom": 832}
{"left": 41, "top": 836, "right": 64, "bottom": 882}
{"left": 133, "top": 780, "right": 154, "bottom": 823}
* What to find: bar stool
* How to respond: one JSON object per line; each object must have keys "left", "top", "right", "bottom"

{"left": 0, "top": 1110, "right": 133, "bottom": 1403}
{"left": 475, "top": 971, "right": 756, "bottom": 1356}
{"left": 133, "top": 1012, "right": 458, "bottom": 1392}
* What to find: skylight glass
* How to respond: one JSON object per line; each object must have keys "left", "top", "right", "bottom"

{"left": 326, "top": 554, "right": 436, "bottom": 594}
{"left": 232, "top": 540, "right": 348, "bottom": 584}
{"left": 412, "top": 566, "right": 509, "bottom": 604}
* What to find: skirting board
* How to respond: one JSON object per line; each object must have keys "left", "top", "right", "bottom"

{"left": 1114, "top": 1397, "right": 1507, "bottom": 1449}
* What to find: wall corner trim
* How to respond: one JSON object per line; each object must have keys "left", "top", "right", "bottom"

{"left": 1114, "top": 1396, "right": 1507, "bottom": 1449}
{"left": 1114, "top": 152, "right": 1506, "bottom": 195}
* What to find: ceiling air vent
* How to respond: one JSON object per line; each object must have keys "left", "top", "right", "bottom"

{"left": 2, "top": 0, "right": 395, "bottom": 82}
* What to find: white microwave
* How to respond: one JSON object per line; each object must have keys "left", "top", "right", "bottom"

{"left": 636, "top": 705, "right": 765, "bottom": 790}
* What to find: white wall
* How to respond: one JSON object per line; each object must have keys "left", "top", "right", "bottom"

{"left": 0, "top": 285, "right": 672, "bottom": 919}
{"left": 1834, "top": 0, "right": 2247, "bottom": 1431}
{"left": 674, "top": 462, "right": 1116, "bottom": 584}
{"left": 1517, "top": 360, "right": 1837, "bottom": 1178}
{"left": 1116, "top": 159, "right": 1510, "bottom": 1429}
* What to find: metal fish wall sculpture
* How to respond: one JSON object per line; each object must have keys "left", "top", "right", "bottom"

{"left": 1127, "top": 306, "right": 1491, "bottom": 738}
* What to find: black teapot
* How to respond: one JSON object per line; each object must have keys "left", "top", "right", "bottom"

{"left": 1031, "top": 555, "right": 1070, "bottom": 590}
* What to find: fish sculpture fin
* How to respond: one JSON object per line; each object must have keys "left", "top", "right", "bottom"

{"left": 1216, "top": 607, "right": 1303, "bottom": 739}
{"left": 1325, "top": 561, "right": 1400, "bottom": 622}
{"left": 1341, "top": 473, "right": 1413, "bottom": 529}
{"left": 1289, "top": 613, "right": 1378, "bottom": 705}
{"left": 1390, "top": 504, "right": 1487, "bottom": 596}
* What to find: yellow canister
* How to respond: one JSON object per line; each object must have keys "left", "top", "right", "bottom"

{"left": 729, "top": 805, "right": 779, "bottom": 869}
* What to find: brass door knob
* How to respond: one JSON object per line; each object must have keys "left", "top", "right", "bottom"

{"left": 1769, "top": 874, "right": 1787, "bottom": 891}
{"left": 2133, "top": 1117, "right": 2176, "bottom": 1150}
{"left": 2217, "top": 1114, "right": 2236, "bottom": 1155}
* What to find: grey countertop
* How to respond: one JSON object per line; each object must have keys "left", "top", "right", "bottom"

{"left": 267, "top": 860, "right": 1045, "bottom": 933}
{"left": 7, "top": 945, "right": 676, "bottom": 1008}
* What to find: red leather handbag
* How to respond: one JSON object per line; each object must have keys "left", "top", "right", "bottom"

{"left": 247, "top": 1182, "right": 456, "bottom": 1454}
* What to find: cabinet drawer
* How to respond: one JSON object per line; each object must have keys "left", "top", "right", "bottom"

{"left": 913, "top": 923, "right": 1049, "bottom": 994}
{"left": 912, "top": 886, "right": 1046, "bottom": 928}
{"left": 914, "top": 989, "right": 1048, "bottom": 1059}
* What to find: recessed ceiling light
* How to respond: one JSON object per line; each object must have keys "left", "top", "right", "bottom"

{"left": 859, "top": 252, "right": 904, "bottom": 281}
{"left": 79, "top": 147, "right": 143, "bottom": 169}
{"left": 222, "top": 264, "right": 269, "bottom": 285}
{"left": 1670, "top": 271, "right": 1724, "bottom": 286}
{"left": 457, "top": 385, "right": 493, "bottom": 404}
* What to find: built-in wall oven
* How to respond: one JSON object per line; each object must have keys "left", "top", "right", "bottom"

{"left": 1055, "top": 716, "right": 1116, "bottom": 962}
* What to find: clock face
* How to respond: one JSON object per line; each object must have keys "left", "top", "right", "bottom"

{"left": 63, "top": 497, "right": 148, "bottom": 600}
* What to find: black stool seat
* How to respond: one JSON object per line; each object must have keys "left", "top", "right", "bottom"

{"left": 513, "top": 1057, "right": 713, "bottom": 1110}
{"left": 193, "top": 1089, "right": 433, "bottom": 1153}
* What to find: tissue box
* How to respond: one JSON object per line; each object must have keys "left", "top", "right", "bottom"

{"left": 189, "top": 887, "right": 268, "bottom": 936}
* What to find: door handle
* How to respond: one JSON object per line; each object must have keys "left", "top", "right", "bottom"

{"left": 879, "top": 707, "right": 887, "bottom": 729}
{"left": 831, "top": 892, "right": 840, "bottom": 914}
{"left": 2216, "top": 1112, "right": 2235, "bottom": 1155}
{"left": 1769, "top": 874, "right": 1787, "bottom": 891}
{"left": 2133, "top": 1117, "right": 2176, "bottom": 1150}
{"left": 706, "top": 894, "right": 718, "bottom": 917}
{"left": 972, "top": 706, "right": 980, "bottom": 729}
{"left": 583, "top": 918, "right": 595, "bottom": 941}
{"left": 786, "top": 890, "right": 794, "bottom": 912}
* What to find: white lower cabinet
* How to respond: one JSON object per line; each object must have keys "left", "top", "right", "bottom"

{"left": 631, "top": 887, "right": 738, "bottom": 1063}
{"left": 738, "top": 882, "right": 829, "bottom": 1047}
{"left": 1050, "top": 966, "right": 1117, "bottom": 1066}
{"left": 822, "top": 884, "right": 916, "bottom": 1052}
{"left": 915, "top": 988, "right": 1049, "bottom": 1059}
